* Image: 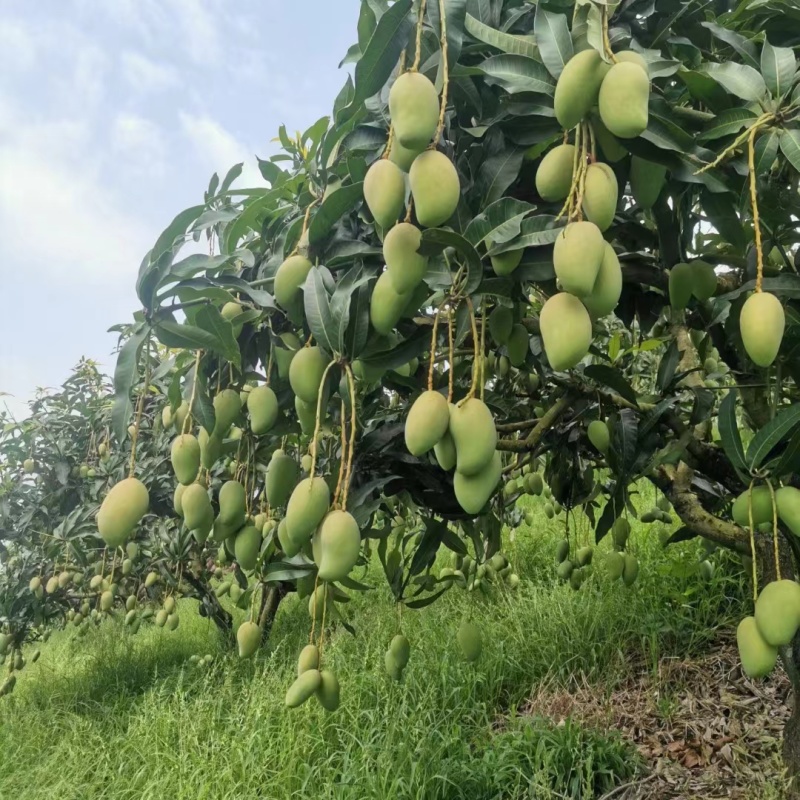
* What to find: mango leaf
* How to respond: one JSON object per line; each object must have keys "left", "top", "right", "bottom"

{"left": 155, "top": 319, "right": 238, "bottom": 364}
{"left": 360, "top": 327, "right": 429, "bottom": 369}
{"left": 583, "top": 365, "right": 639, "bottom": 407}
{"left": 753, "top": 131, "right": 779, "bottom": 176}
{"left": 464, "top": 197, "right": 534, "bottom": 247}
{"left": 404, "top": 587, "right": 449, "bottom": 609}
{"left": 330, "top": 265, "right": 372, "bottom": 355}
{"left": 342, "top": 0, "right": 414, "bottom": 120}
{"left": 194, "top": 306, "right": 241, "bottom": 369}
{"left": 308, "top": 182, "right": 364, "bottom": 245}
{"left": 345, "top": 280, "right": 372, "bottom": 358}
{"left": 779, "top": 129, "right": 800, "bottom": 173}
{"left": 488, "top": 214, "right": 561, "bottom": 253}
{"left": 303, "top": 268, "right": 338, "bottom": 355}
{"left": 746, "top": 403, "right": 800, "bottom": 470}
{"left": 700, "top": 22, "right": 759, "bottom": 69}
{"left": 183, "top": 360, "right": 215, "bottom": 434}
{"left": 696, "top": 108, "right": 757, "bottom": 143}
{"left": 408, "top": 518, "right": 448, "bottom": 576}
{"left": 656, "top": 339, "right": 680, "bottom": 392}
{"left": 479, "top": 54, "right": 555, "bottom": 95}
{"left": 111, "top": 324, "right": 149, "bottom": 442}
{"left": 426, "top": 0, "right": 468, "bottom": 69}
{"left": 534, "top": 5, "right": 572, "bottom": 78}
{"left": 702, "top": 62, "right": 767, "bottom": 102}
{"left": 718, "top": 390, "right": 748, "bottom": 473}
{"left": 476, "top": 146, "right": 526, "bottom": 205}
{"left": 774, "top": 426, "right": 800, "bottom": 478}
{"left": 608, "top": 409, "right": 638, "bottom": 480}
{"left": 701, "top": 190, "right": 746, "bottom": 251}
{"left": 419, "top": 228, "right": 483, "bottom": 295}
{"left": 211, "top": 276, "right": 275, "bottom": 308}
{"left": 717, "top": 274, "right": 800, "bottom": 301}
{"left": 464, "top": 13, "right": 538, "bottom": 58}
{"left": 761, "top": 39, "right": 796, "bottom": 98}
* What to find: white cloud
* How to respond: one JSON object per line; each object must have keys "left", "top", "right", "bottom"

{"left": 111, "top": 113, "right": 166, "bottom": 174}
{"left": 167, "top": 0, "right": 221, "bottom": 65}
{"left": 178, "top": 111, "right": 265, "bottom": 187}
{"left": 0, "top": 140, "right": 149, "bottom": 284}
{"left": 120, "top": 50, "right": 181, "bottom": 94}
{"left": 0, "top": 18, "right": 37, "bottom": 71}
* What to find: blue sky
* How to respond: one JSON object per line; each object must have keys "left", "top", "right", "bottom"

{"left": 0, "top": 0, "right": 358, "bottom": 418}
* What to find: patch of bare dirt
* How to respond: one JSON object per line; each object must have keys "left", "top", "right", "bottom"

{"left": 520, "top": 633, "right": 794, "bottom": 799}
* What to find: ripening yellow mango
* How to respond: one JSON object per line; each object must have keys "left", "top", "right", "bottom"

{"left": 97, "top": 478, "right": 149, "bottom": 548}
{"left": 740, "top": 291, "right": 784, "bottom": 367}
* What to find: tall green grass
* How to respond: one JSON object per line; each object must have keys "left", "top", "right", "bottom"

{"left": 0, "top": 491, "right": 750, "bottom": 799}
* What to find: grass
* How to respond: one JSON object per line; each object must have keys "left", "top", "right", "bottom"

{"left": 0, "top": 485, "right": 757, "bottom": 799}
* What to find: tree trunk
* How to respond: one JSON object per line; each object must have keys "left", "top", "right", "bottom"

{"left": 259, "top": 583, "right": 289, "bottom": 644}
{"left": 184, "top": 571, "right": 233, "bottom": 638}
{"left": 783, "top": 636, "right": 800, "bottom": 796}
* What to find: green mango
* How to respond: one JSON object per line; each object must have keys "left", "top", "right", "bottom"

{"left": 581, "top": 163, "right": 618, "bottom": 231}
{"left": 237, "top": 620, "right": 261, "bottom": 658}
{"left": 591, "top": 114, "right": 627, "bottom": 162}
{"left": 535, "top": 143, "right": 576, "bottom": 202}
{"left": 274, "top": 255, "right": 312, "bottom": 317}
{"left": 297, "top": 644, "right": 320, "bottom": 676}
{"left": 583, "top": 243, "right": 622, "bottom": 319}
{"left": 433, "top": 428, "right": 457, "bottom": 471}
{"left": 173, "top": 401, "right": 190, "bottom": 432}
{"left": 754, "top": 580, "right": 800, "bottom": 646}
{"left": 221, "top": 301, "right": 242, "bottom": 321}
{"left": 612, "top": 518, "right": 630, "bottom": 549}
{"left": 266, "top": 450, "right": 299, "bottom": 509}
{"left": 737, "top": 616, "right": 778, "bottom": 678}
{"left": 295, "top": 396, "right": 317, "bottom": 435}
{"left": 364, "top": 158, "right": 405, "bottom": 229}
{"left": 370, "top": 272, "right": 411, "bottom": 336}
{"left": 285, "top": 669, "right": 322, "bottom": 708}
{"left": 598, "top": 62, "right": 649, "bottom": 138}
{"left": 384, "top": 222, "right": 428, "bottom": 293}
{"left": 409, "top": 150, "right": 460, "bottom": 228}
{"left": 622, "top": 554, "right": 639, "bottom": 586}
{"left": 274, "top": 332, "right": 301, "bottom": 379}
{"left": 457, "top": 619, "right": 482, "bottom": 662}
{"left": 97, "top": 478, "right": 149, "bottom": 548}
{"left": 488, "top": 306, "right": 513, "bottom": 345}
{"left": 312, "top": 510, "right": 362, "bottom": 582}
{"left": 277, "top": 518, "right": 301, "bottom": 558}
{"left": 389, "top": 634, "right": 411, "bottom": 668}
{"left": 405, "top": 390, "right": 450, "bottom": 456}
{"left": 776, "top": 486, "right": 800, "bottom": 536}
{"left": 182, "top": 483, "right": 212, "bottom": 531}
{"left": 449, "top": 398, "right": 497, "bottom": 476}
{"left": 587, "top": 420, "right": 610, "bottom": 453}
{"left": 389, "top": 138, "right": 424, "bottom": 172}
{"left": 576, "top": 546, "right": 593, "bottom": 567}
{"left": 732, "top": 485, "right": 776, "bottom": 528}
{"left": 454, "top": 451, "right": 502, "bottom": 514}
{"left": 389, "top": 71, "right": 439, "bottom": 150}
{"left": 218, "top": 480, "right": 246, "bottom": 529}
{"left": 525, "top": 472, "right": 543, "bottom": 495}
{"left": 553, "top": 221, "right": 605, "bottom": 298}
{"left": 234, "top": 525, "right": 261, "bottom": 571}
{"left": 490, "top": 248, "right": 524, "bottom": 277}
{"left": 740, "top": 291, "right": 785, "bottom": 367}
{"left": 198, "top": 427, "right": 223, "bottom": 469}
{"left": 540, "top": 292, "right": 592, "bottom": 371}
{"left": 289, "top": 346, "right": 328, "bottom": 405}
{"left": 506, "top": 323, "right": 529, "bottom": 367}
{"left": 668, "top": 262, "right": 695, "bottom": 311}
{"left": 629, "top": 156, "right": 666, "bottom": 209}
{"left": 385, "top": 649, "right": 404, "bottom": 681}
{"left": 171, "top": 434, "right": 200, "bottom": 485}
{"left": 316, "top": 669, "right": 341, "bottom": 712}
{"left": 286, "top": 477, "right": 331, "bottom": 545}
{"left": 692, "top": 261, "right": 717, "bottom": 302}
{"left": 213, "top": 389, "right": 241, "bottom": 436}
{"left": 554, "top": 49, "right": 608, "bottom": 130}
{"left": 248, "top": 385, "right": 279, "bottom": 435}
{"left": 615, "top": 50, "right": 648, "bottom": 72}
{"left": 604, "top": 551, "right": 625, "bottom": 581}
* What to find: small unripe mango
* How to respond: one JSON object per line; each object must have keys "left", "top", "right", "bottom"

{"left": 535, "top": 144, "right": 576, "bottom": 202}
{"left": 286, "top": 476, "right": 331, "bottom": 545}
{"left": 554, "top": 49, "right": 608, "bottom": 130}
{"left": 490, "top": 248, "right": 523, "bottom": 277}
{"left": 737, "top": 615, "right": 777, "bottom": 678}
{"left": 312, "top": 509, "right": 362, "bottom": 582}
{"left": 449, "top": 398, "right": 497, "bottom": 477}
{"left": 384, "top": 222, "right": 428, "bottom": 293}
{"left": 629, "top": 157, "right": 666, "bottom": 209}
{"left": 171, "top": 434, "right": 200, "bottom": 485}
{"left": 182, "top": 483, "right": 212, "bottom": 531}
{"left": 740, "top": 291, "right": 784, "bottom": 367}
{"left": 409, "top": 150, "right": 460, "bottom": 228}
{"left": 582, "top": 163, "right": 618, "bottom": 231}
{"left": 405, "top": 390, "right": 450, "bottom": 456}
{"left": 732, "top": 485, "right": 775, "bottom": 528}
{"left": 289, "top": 346, "right": 328, "bottom": 405}
{"left": 297, "top": 644, "right": 320, "bottom": 676}
{"left": 668, "top": 262, "right": 695, "bottom": 310}
{"left": 488, "top": 306, "right": 513, "bottom": 345}
{"left": 457, "top": 619, "right": 482, "bottom": 662}
{"left": 285, "top": 668, "right": 322, "bottom": 708}
{"left": 370, "top": 272, "right": 411, "bottom": 335}
{"left": 582, "top": 243, "right": 622, "bottom": 319}
{"left": 248, "top": 385, "right": 279, "bottom": 435}
{"left": 97, "top": 478, "right": 149, "bottom": 548}
{"left": 587, "top": 420, "right": 610, "bottom": 453}
{"left": 553, "top": 221, "right": 605, "bottom": 298}
{"left": 754, "top": 580, "right": 800, "bottom": 646}
{"left": 506, "top": 324, "right": 529, "bottom": 367}
{"left": 776, "top": 486, "right": 800, "bottom": 536}
{"left": 266, "top": 450, "right": 299, "bottom": 509}
{"left": 540, "top": 292, "right": 592, "bottom": 371}
{"left": 599, "top": 62, "right": 649, "bottom": 139}
{"left": 364, "top": 158, "right": 405, "bottom": 229}
{"left": 454, "top": 451, "right": 502, "bottom": 514}
{"left": 316, "top": 669, "right": 341, "bottom": 712}
{"left": 213, "top": 389, "right": 241, "bottom": 436}
{"left": 234, "top": 525, "right": 262, "bottom": 571}
{"left": 237, "top": 620, "right": 261, "bottom": 658}
{"left": 389, "top": 71, "right": 439, "bottom": 151}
